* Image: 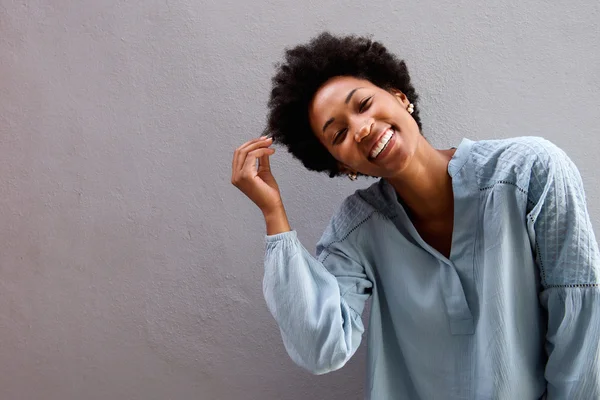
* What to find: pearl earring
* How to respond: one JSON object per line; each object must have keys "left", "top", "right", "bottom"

{"left": 407, "top": 103, "right": 414, "bottom": 114}
{"left": 347, "top": 172, "right": 358, "bottom": 181}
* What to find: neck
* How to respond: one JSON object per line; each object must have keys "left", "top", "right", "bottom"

{"left": 385, "top": 137, "right": 455, "bottom": 222}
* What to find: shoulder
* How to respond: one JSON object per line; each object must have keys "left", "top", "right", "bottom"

{"left": 471, "top": 136, "right": 563, "bottom": 164}
{"left": 316, "top": 180, "right": 384, "bottom": 255}
{"left": 468, "top": 136, "right": 570, "bottom": 192}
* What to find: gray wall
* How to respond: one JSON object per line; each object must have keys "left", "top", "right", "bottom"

{"left": 1, "top": 0, "right": 598, "bottom": 399}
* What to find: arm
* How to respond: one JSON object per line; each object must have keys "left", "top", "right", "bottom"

{"left": 526, "top": 139, "right": 600, "bottom": 399}
{"left": 231, "top": 136, "right": 372, "bottom": 374}
{"left": 263, "top": 230, "right": 372, "bottom": 374}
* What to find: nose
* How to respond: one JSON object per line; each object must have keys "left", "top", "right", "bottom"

{"left": 354, "top": 119, "right": 372, "bottom": 143}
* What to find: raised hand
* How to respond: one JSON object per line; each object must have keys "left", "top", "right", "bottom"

{"left": 231, "top": 136, "right": 282, "bottom": 215}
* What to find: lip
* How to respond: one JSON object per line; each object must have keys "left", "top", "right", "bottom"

{"left": 368, "top": 127, "right": 395, "bottom": 160}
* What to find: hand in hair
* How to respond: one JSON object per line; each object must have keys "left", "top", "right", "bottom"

{"left": 231, "top": 137, "right": 291, "bottom": 234}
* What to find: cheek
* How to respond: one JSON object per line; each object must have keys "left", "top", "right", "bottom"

{"left": 336, "top": 141, "right": 364, "bottom": 164}
{"left": 377, "top": 99, "right": 405, "bottom": 123}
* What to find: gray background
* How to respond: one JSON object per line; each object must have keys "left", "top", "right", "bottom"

{"left": 1, "top": 0, "right": 599, "bottom": 399}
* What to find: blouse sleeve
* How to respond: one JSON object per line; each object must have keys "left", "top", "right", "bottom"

{"left": 526, "top": 139, "right": 600, "bottom": 399}
{"left": 262, "top": 230, "right": 372, "bottom": 375}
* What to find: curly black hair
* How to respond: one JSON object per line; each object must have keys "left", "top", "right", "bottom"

{"left": 265, "top": 32, "right": 422, "bottom": 178}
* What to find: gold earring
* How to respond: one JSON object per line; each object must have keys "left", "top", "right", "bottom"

{"left": 347, "top": 172, "right": 358, "bottom": 181}
{"left": 407, "top": 103, "right": 414, "bottom": 114}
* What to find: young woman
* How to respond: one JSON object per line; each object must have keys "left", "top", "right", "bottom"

{"left": 231, "top": 33, "right": 599, "bottom": 399}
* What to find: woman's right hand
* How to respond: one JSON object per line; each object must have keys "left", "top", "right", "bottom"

{"left": 231, "top": 136, "right": 283, "bottom": 215}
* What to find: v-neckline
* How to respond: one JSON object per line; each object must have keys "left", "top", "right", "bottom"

{"left": 357, "top": 138, "right": 476, "bottom": 264}
{"left": 391, "top": 143, "right": 469, "bottom": 265}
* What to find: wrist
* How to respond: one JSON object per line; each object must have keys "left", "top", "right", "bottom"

{"left": 262, "top": 205, "right": 291, "bottom": 235}
{"left": 261, "top": 203, "right": 284, "bottom": 218}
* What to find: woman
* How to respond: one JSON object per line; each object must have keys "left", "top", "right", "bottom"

{"left": 231, "top": 33, "right": 599, "bottom": 399}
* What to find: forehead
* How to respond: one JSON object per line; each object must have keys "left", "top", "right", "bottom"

{"left": 310, "top": 76, "right": 373, "bottom": 111}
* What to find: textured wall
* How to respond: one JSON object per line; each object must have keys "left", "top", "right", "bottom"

{"left": 0, "top": 0, "right": 598, "bottom": 399}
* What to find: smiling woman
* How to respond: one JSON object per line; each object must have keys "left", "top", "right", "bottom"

{"left": 231, "top": 32, "right": 600, "bottom": 399}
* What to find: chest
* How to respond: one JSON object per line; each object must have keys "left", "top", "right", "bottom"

{"left": 363, "top": 193, "right": 537, "bottom": 335}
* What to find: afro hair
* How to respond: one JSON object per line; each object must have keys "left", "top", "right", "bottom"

{"left": 266, "top": 32, "right": 421, "bottom": 177}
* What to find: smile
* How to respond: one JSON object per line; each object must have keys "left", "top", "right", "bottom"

{"left": 369, "top": 129, "right": 394, "bottom": 159}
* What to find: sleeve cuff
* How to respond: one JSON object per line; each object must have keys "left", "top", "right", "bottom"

{"left": 266, "top": 230, "right": 298, "bottom": 243}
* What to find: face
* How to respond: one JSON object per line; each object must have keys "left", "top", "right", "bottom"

{"left": 308, "top": 76, "right": 422, "bottom": 178}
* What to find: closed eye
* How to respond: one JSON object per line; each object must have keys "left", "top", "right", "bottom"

{"left": 359, "top": 96, "right": 373, "bottom": 113}
{"left": 333, "top": 128, "right": 348, "bottom": 145}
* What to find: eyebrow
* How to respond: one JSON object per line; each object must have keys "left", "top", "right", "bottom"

{"left": 321, "top": 87, "right": 363, "bottom": 133}
{"left": 345, "top": 87, "right": 362, "bottom": 104}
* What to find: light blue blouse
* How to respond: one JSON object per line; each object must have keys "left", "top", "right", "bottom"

{"left": 263, "top": 137, "right": 600, "bottom": 399}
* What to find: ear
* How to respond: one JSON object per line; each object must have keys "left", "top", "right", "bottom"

{"left": 389, "top": 88, "right": 410, "bottom": 107}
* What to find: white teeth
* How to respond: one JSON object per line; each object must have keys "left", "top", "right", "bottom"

{"left": 370, "top": 129, "right": 394, "bottom": 159}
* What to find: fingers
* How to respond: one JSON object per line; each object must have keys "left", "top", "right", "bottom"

{"left": 233, "top": 137, "right": 272, "bottom": 175}
{"left": 258, "top": 151, "right": 271, "bottom": 173}
{"left": 232, "top": 137, "right": 273, "bottom": 185}
{"left": 233, "top": 137, "right": 267, "bottom": 180}
{"left": 233, "top": 138, "right": 263, "bottom": 173}
{"left": 242, "top": 148, "right": 275, "bottom": 177}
